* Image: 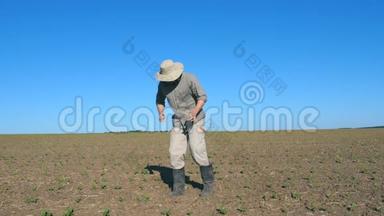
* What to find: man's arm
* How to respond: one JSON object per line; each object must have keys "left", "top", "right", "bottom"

{"left": 156, "top": 84, "right": 166, "bottom": 122}
{"left": 157, "top": 103, "right": 165, "bottom": 122}
{"left": 190, "top": 99, "right": 205, "bottom": 120}
{"left": 189, "top": 74, "right": 208, "bottom": 120}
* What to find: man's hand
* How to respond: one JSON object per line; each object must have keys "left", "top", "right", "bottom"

{"left": 189, "top": 99, "right": 205, "bottom": 121}
{"left": 190, "top": 108, "right": 199, "bottom": 121}
{"left": 157, "top": 104, "right": 165, "bottom": 122}
{"left": 159, "top": 112, "right": 165, "bottom": 122}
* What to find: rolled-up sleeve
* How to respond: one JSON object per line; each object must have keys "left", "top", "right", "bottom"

{"left": 156, "top": 83, "right": 166, "bottom": 105}
{"left": 189, "top": 74, "right": 207, "bottom": 102}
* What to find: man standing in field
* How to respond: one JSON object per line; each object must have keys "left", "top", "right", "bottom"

{"left": 156, "top": 59, "right": 214, "bottom": 197}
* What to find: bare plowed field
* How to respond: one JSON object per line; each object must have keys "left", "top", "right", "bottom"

{"left": 0, "top": 129, "right": 383, "bottom": 215}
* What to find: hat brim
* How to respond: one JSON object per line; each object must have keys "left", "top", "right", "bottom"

{"left": 156, "top": 63, "right": 184, "bottom": 82}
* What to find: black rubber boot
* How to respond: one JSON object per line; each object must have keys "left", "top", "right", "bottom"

{"left": 200, "top": 164, "right": 214, "bottom": 196}
{"left": 171, "top": 167, "right": 185, "bottom": 197}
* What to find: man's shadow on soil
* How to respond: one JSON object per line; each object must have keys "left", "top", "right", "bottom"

{"left": 145, "top": 165, "right": 203, "bottom": 190}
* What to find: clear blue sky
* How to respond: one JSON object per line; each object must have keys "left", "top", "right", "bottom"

{"left": 1, "top": 0, "right": 383, "bottom": 133}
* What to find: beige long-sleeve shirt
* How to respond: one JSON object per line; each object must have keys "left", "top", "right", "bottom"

{"left": 156, "top": 73, "right": 207, "bottom": 122}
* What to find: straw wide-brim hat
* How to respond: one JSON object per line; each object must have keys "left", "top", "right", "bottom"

{"left": 156, "top": 59, "right": 184, "bottom": 82}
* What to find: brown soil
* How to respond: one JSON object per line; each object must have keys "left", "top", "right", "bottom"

{"left": 0, "top": 129, "right": 383, "bottom": 215}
